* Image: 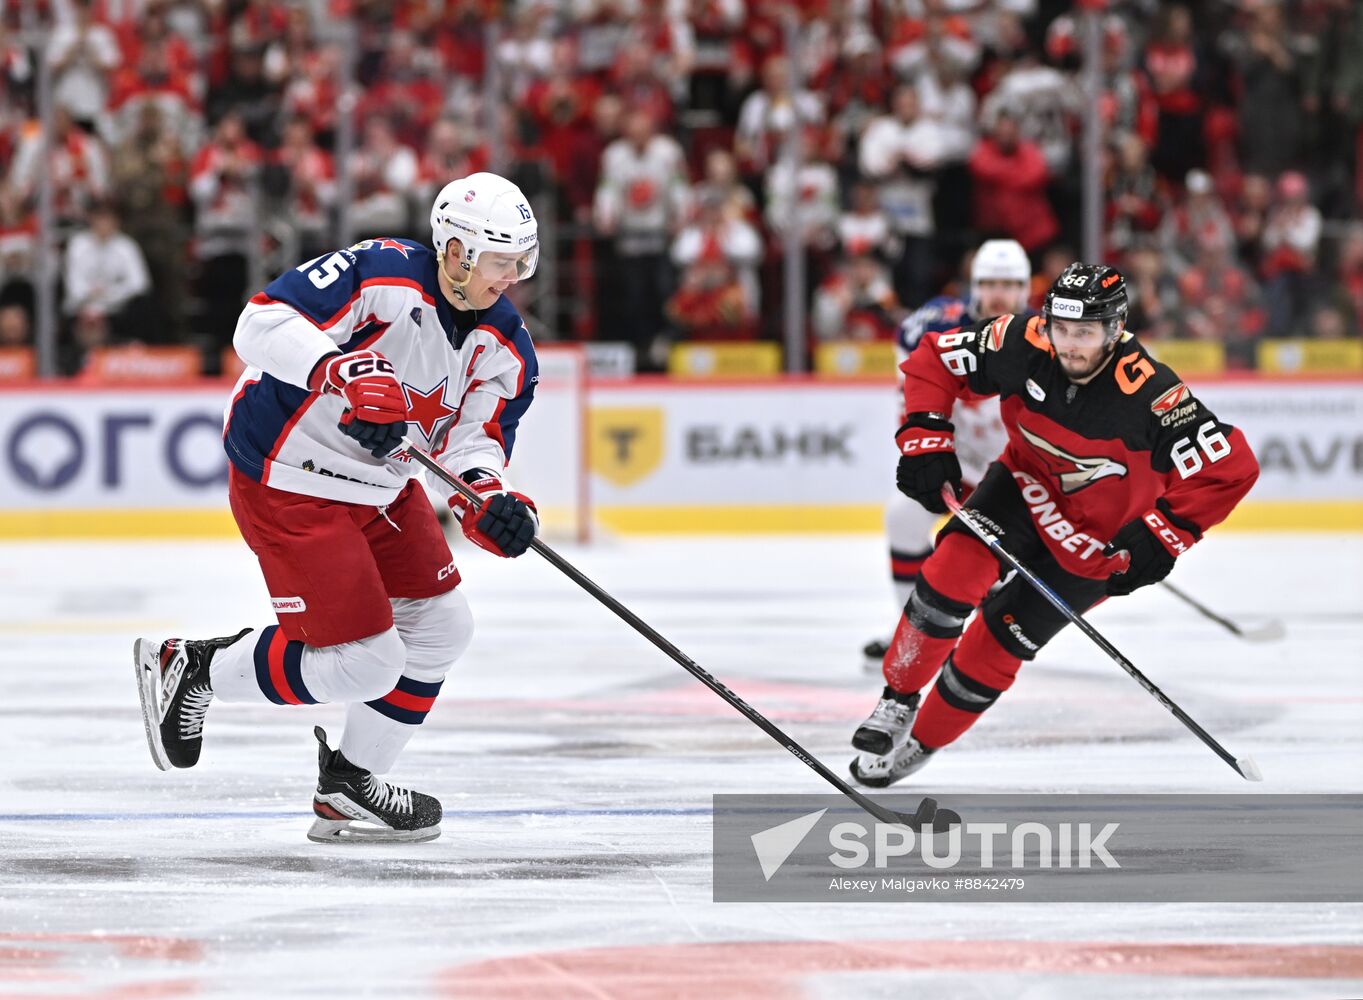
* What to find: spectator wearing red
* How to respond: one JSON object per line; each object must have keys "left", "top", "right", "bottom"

{"left": 523, "top": 49, "right": 602, "bottom": 200}
{"left": 672, "top": 188, "right": 763, "bottom": 321}
{"left": 887, "top": 6, "right": 979, "bottom": 81}
{"left": 1142, "top": 3, "right": 1206, "bottom": 181}
{"left": 1261, "top": 170, "right": 1323, "bottom": 337}
{"left": 620, "top": 3, "right": 695, "bottom": 104}
{"left": 811, "top": 252, "right": 900, "bottom": 343}
{"left": 273, "top": 117, "right": 336, "bottom": 263}
{"left": 1331, "top": 224, "right": 1363, "bottom": 328}
{"left": 967, "top": 113, "right": 1057, "bottom": 255}
{"left": 281, "top": 44, "right": 340, "bottom": 149}
{"left": 8, "top": 106, "right": 110, "bottom": 228}
{"left": 664, "top": 247, "right": 755, "bottom": 343}
{"left": 824, "top": 29, "right": 891, "bottom": 142}
{"left": 608, "top": 42, "right": 675, "bottom": 131}
{"left": 105, "top": 5, "right": 202, "bottom": 150}
{"left": 1105, "top": 133, "right": 1161, "bottom": 256}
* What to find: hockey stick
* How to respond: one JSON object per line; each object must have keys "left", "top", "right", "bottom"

{"left": 1159, "top": 580, "right": 1285, "bottom": 643}
{"left": 403, "top": 436, "right": 939, "bottom": 829}
{"left": 940, "top": 487, "right": 1262, "bottom": 782}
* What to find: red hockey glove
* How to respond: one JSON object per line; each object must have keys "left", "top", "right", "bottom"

{"left": 1103, "top": 509, "right": 1197, "bottom": 596}
{"left": 895, "top": 413, "right": 962, "bottom": 515}
{"left": 311, "top": 350, "right": 408, "bottom": 458}
{"left": 449, "top": 471, "right": 538, "bottom": 558}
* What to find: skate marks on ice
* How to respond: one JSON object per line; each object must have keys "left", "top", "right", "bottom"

{"left": 0, "top": 535, "right": 1360, "bottom": 998}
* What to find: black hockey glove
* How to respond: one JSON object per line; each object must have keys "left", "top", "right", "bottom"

{"left": 1103, "top": 510, "right": 1195, "bottom": 596}
{"left": 450, "top": 473, "right": 539, "bottom": 558}
{"left": 895, "top": 413, "right": 962, "bottom": 515}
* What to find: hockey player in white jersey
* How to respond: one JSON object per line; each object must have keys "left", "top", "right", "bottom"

{"left": 133, "top": 172, "right": 542, "bottom": 843}
{"left": 862, "top": 239, "right": 1032, "bottom": 670}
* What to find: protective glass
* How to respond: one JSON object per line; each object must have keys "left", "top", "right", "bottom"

{"left": 471, "top": 244, "right": 539, "bottom": 281}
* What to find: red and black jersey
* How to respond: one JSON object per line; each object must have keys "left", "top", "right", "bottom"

{"left": 901, "top": 313, "right": 1260, "bottom": 579}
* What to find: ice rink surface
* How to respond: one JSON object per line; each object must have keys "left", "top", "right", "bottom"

{"left": 1, "top": 529, "right": 1360, "bottom": 998}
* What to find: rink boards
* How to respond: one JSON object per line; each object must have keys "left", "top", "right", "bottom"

{"left": 0, "top": 374, "right": 1359, "bottom": 537}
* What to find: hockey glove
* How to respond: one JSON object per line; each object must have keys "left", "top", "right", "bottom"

{"left": 449, "top": 471, "right": 538, "bottom": 558}
{"left": 895, "top": 413, "right": 962, "bottom": 515}
{"left": 1103, "top": 509, "right": 1196, "bottom": 596}
{"left": 312, "top": 350, "right": 409, "bottom": 459}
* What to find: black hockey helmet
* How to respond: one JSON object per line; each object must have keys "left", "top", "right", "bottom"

{"left": 1042, "top": 262, "right": 1128, "bottom": 342}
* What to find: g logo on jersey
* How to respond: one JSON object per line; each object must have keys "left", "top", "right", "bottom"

{"left": 1018, "top": 425, "right": 1128, "bottom": 494}
{"left": 403, "top": 378, "right": 457, "bottom": 443}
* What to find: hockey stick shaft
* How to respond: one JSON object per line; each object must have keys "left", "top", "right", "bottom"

{"left": 403, "top": 437, "right": 936, "bottom": 827}
{"left": 941, "top": 488, "right": 1261, "bottom": 782}
{"left": 1159, "top": 580, "right": 1284, "bottom": 643}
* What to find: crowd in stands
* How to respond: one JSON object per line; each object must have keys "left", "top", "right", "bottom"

{"left": 0, "top": 0, "right": 1359, "bottom": 376}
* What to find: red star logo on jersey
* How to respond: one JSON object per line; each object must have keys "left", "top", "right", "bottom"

{"left": 403, "top": 379, "right": 456, "bottom": 442}
{"left": 372, "top": 238, "right": 412, "bottom": 258}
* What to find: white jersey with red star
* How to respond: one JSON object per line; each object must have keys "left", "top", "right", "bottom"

{"left": 224, "top": 237, "right": 538, "bottom": 506}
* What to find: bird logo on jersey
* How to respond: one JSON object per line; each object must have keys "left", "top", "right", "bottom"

{"left": 1018, "top": 425, "right": 1128, "bottom": 494}
{"left": 402, "top": 378, "right": 457, "bottom": 443}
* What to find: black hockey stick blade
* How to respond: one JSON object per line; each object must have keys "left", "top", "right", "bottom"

{"left": 1160, "top": 581, "right": 1286, "bottom": 643}
{"left": 403, "top": 438, "right": 943, "bottom": 829}
{"left": 942, "top": 487, "right": 1262, "bottom": 782}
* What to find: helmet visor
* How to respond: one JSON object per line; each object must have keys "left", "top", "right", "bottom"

{"left": 472, "top": 244, "right": 539, "bottom": 282}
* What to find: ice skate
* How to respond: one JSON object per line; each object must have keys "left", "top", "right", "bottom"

{"left": 308, "top": 727, "right": 442, "bottom": 844}
{"left": 851, "top": 686, "right": 921, "bottom": 756}
{"left": 861, "top": 637, "right": 890, "bottom": 673}
{"left": 134, "top": 629, "right": 250, "bottom": 771}
{"left": 849, "top": 738, "right": 937, "bottom": 788}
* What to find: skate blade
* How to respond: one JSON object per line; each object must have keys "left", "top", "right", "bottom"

{"left": 306, "top": 818, "right": 441, "bottom": 844}
{"left": 849, "top": 753, "right": 895, "bottom": 788}
{"left": 133, "top": 638, "right": 171, "bottom": 772}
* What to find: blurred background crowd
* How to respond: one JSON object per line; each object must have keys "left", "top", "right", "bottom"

{"left": 0, "top": 0, "right": 1359, "bottom": 377}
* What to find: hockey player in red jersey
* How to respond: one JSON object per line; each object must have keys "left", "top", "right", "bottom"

{"left": 850, "top": 262, "right": 1260, "bottom": 786}
{"left": 133, "top": 172, "right": 543, "bottom": 842}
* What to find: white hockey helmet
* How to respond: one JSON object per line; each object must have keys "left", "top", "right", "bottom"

{"left": 969, "top": 238, "right": 1031, "bottom": 315}
{"left": 430, "top": 171, "right": 539, "bottom": 282}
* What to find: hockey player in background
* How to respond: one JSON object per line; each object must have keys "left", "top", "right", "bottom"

{"left": 862, "top": 239, "right": 1032, "bottom": 670}
{"left": 134, "top": 172, "right": 543, "bottom": 843}
{"left": 851, "top": 262, "right": 1259, "bottom": 786}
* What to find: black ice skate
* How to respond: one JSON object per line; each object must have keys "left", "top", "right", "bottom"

{"left": 861, "top": 637, "right": 890, "bottom": 674}
{"left": 849, "top": 738, "right": 937, "bottom": 788}
{"left": 133, "top": 629, "right": 249, "bottom": 771}
{"left": 308, "top": 727, "right": 442, "bottom": 844}
{"left": 851, "top": 686, "right": 921, "bottom": 756}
